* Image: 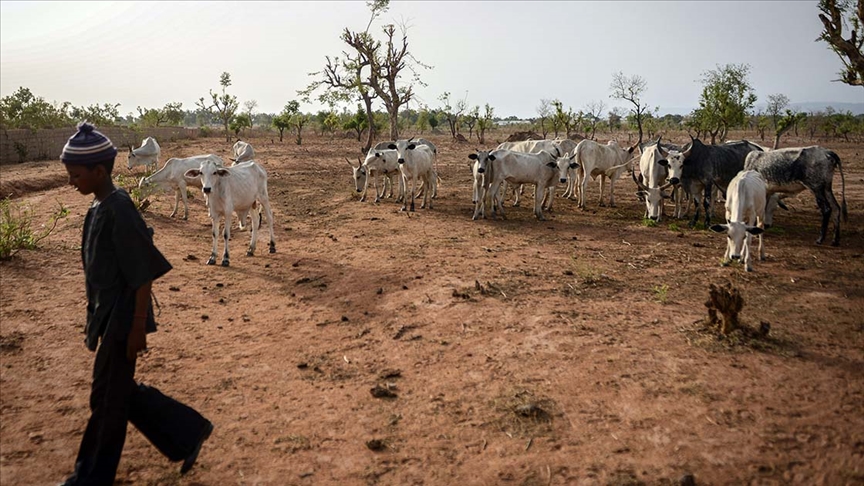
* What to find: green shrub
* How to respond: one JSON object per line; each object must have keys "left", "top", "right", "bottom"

{"left": 0, "top": 198, "right": 68, "bottom": 260}
{"left": 642, "top": 218, "right": 658, "bottom": 227}
{"left": 652, "top": 284, "right": 669, "bottom": 304}
{"left": 114, "top": 173, "right": 150, "bottom": 212}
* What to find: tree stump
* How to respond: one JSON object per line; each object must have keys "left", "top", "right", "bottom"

{"left": 705, "top": 282, "right": 744, "bottom": 335}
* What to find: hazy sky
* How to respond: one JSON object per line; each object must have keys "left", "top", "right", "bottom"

{"left": 1, "top": 1, "right": 861, "bottom": 119}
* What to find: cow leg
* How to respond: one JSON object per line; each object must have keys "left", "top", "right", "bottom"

{"left": 823, "top": 186, "right": 841, "bottom": 246}
{"left": 513, "top": 184, "right": 521, "bottom": 207}
{"left": 609, "top": 176, "right": 618, "bottom": 207}
{"left": 170, "top": 185, "right": 181, "bottom": 219}
{"left": 598, "top": 176, "right": 606, "bottom": 206}
{"left": 813, "top": 190, "right": 832, "bottom": 245}
{"left": 534, "top": 184, "right": 546, "bottom": 220}
{"left": 208, "top": 218, "right": 219, "bottom": 265}
{"left": 702, "top": 184, "right": 713, "bottom": 227}
{"left": 247, "top": 205, "right": 260, "bottom": 257}
{"left": 689, "top": 189, "right": 702, "bottom": 228}
{"left": 221, "top": 212, "right": 231, "bottom": 267}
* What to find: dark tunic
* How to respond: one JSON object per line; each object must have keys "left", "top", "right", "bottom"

{"left": 81, "top": 189, "right": 171, "bottom": 351}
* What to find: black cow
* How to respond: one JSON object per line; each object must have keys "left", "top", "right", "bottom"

{"left": 745, "top": 146, "right": 848, "bottom": 246}
{"left": 664, "top": 137, "right": 764, "bottom": 227}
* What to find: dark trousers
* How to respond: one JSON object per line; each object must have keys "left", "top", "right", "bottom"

{"left": 68, "top": 336, "right": 211, "bottom": 486}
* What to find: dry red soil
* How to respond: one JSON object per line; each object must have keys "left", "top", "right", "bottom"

{"left": 1, "top": 131, "right": 863, "bottom": 486}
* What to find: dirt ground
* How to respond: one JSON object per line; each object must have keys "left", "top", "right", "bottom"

{"left": 1, "top": 130, "right": 863, "bottom": 486}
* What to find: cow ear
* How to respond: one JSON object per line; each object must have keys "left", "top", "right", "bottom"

{"left": 777, "top": 199, "right": 789, "bottom": 211}
{"left": 387, "top": 144, "right": 396, "bottom": 150}
{"left": 217, "top": 169, "right": 230, "bottom": 176}
{"left": 709, "top": 224, "right": 727, "bottom": 233}
{"left": 407, "top": 144, "right": 416, "bottom": 150}
{"left": 661, "top": 192, "right": 672, "bottom": 199}
{"left": 657, "top": 159, "right": 668, "bottom": 167}
{"left": 746, "top": 226, "right": 765, "bottom": 235}
{"left": 569, "top": 162, "right": 578, "bottom": 169}
{"left": 546, "top": 162, "right": 556, "bottom": 168}
{"left": 184, "top": 169, "right": 201, "bottom": 178}
{"left": 488, "top": 154, "right": 495, "bottom": 161}
{"left": 468, "top": 153, "right": 478, "bottom": 160}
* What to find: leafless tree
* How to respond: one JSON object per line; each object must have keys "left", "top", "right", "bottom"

{"left": 609, "top": 71, "right": 650, "bottom": 144}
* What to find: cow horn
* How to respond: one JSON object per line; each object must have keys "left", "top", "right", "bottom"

{"left": 632, "top": 170, "right": 648, "bottom": 191}
{"left": 344, "top": 157, "right": 355, "bottom": 168}
{"left": 659, "top": 180, "right": 673, "bottom": 190}
{"left": 407, "top": 136, "right": 415, "bottom": 143}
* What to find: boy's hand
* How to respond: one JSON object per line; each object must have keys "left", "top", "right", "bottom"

{"left": 127, "top": 321, "right": 147, "bottom": 362}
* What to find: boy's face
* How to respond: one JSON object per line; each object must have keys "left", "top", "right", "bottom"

{"left": 65, "top": 164, "right": 106, "bottom": 195}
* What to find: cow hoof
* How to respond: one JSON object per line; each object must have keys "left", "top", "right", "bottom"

{"left": 720, "top": 260, "right": 730, "bottom": 267}
{"left": 207, "top": 257, "right": 216, "bottom": 265}
{"left": 246, "top": 250, "right": 254, "bottom": 257}
{"left": 831, "top": 240, "right": 840, "bottom": 247}
{"left": 745, "top": 267, "right": 753, "bottom": 272}
{"left": 269, "top": 243, "right": 276, "bottom": 253}
{"left": 221, "top": 260, "right": 230, "bottom": 267}
{"left": 815, "top": 238, "right": 824, "bottom": 245}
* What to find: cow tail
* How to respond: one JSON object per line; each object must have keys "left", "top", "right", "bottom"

{"left": 829, "top": 151, "right": 848, "bottom": 222}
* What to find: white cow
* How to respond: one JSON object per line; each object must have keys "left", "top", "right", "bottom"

{"left": 231, "top": 141, "right": 255, "bottom": 165}
{"left": 470, "top": 149, "right": 569, "bottom": 220}
{"left": 709, "top": 170, "right": 766, "bottom": 272}
{"left": 494, "top": 139, "right": 564, "bottom": 206}
{"left": 138, "top": 154, "right": 226, "bottom": 220}
{"left": 127, "top": 137, "right": 160, "bottom": 171}
{"left": 574, "top": 139, "right": 637, "bottom": 209}
{"left": 349, "top": 150, "right": 404, "bottom": 203}
{"left": 185, "top": 160, "right": 276, "bottom": 266}
{"left": 632, "top": 138, "right": 674, "bottom": 221}
{"left": 388, "top": 140, "right": 437, "bottom": 212}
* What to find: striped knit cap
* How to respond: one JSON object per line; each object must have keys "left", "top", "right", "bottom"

{"left": 60, "top": 122, "right": 118, "bottom": 165}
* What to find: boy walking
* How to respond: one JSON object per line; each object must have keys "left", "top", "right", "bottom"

{"left": 59, "top": 123, "right": 213, "bottom": 485}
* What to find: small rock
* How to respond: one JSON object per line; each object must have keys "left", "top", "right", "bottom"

{"left": 564, "top": 270, "right": 573, "bottom": 276}
{"left": 376, "top": 288, "right": 383, "bottom": 295}
{"left": 402, "top": 285, "right": 408, "bottom": 290}
{"left": 366, "top": 439, "right": 386, "bottom": 451}
{"left": 759, "top": 321, "right": 771, "bottom": 336}
{"left": 297, "top": 362, "right": 309, "bottom": 369}
{"left": 264, "top": 264, "right": 270, "bottom": 268}
{"left": 184, "top": 254, "right": 199, "bottom": 261}
{"left": 201, "top": 315, "right": 209, "bottom": 320}
{"left": 292, "top": 261, "right": 300, "bottom": 267}
{"left": 216, "top": 283, "right": 224, "bottom": 288}
{"left": 679, "top": 473, "right": 696, "bottom": 486}
{"left": 370, "top": 385, "right": 397, "bottom": 399}
{"left": 219, "top": 298, "right": 225, "bottom": 304}
{"left": 341, "top": 316, "right": 349, "bottom": 322}
{"left": 169, "top": 286, "right": 180, "bottom": 292}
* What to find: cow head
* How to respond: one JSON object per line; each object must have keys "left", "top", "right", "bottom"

{"left": 763, "top": 193, "right": 788, "bottom": 229}
{"left": 468, "top": 150, "right": 495, "bottom": 174}
{"left": 185, "top": 159, "right": 228, "bottom": 194}
{"left": 632, "top": 170, "right": 671, "bottom": 221}
{"left": 347, "top": 157, "right": 366, "bottom": 193}
{"left": 710, "top": 222, "right": 764, "bottom": 260}
{"left": 555, "top": 154, "right": 579, "bottom": 184}
{"left": 388, "top": 139, "right": 420, "bottom": 164}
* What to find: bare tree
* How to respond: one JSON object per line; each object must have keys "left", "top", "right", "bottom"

{"left": 609, "top": 71, "right": 650, "bottom": 144}
{"left": 244, "top": 100, "right": 258, "bottom": 127}
{"left": 536, "top": 99, "right": 552, "bottom": 138}
{"left": 818, "top": 0, "right": 864, "bottom": 88}
{"left": 584, "top": 100, "right": 605, "bottom": 140}
{"left": 438, "top": 91, "right": 467, "bottom": 139}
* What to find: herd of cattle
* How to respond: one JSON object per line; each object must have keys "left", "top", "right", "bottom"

{"left": 127, "top": 133, "right": 848, "bottom": 272}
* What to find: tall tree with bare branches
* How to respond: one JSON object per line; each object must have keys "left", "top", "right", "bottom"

{"left": 818, "top": 0, "right": 864, "bottom": 88}
{"left": 609, "top": 72, "right": 650, "bottom": 144}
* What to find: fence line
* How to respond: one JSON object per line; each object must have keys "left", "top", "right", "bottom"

{"left": 0, "top": 126, "right": 199, "bottom": 165}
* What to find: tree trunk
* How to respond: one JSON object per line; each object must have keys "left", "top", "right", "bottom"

{"left": 772, "top": 133, "right": 781, "bottom": 149}
{"left": 224, "top": 121, "right": 231, "bottom": 142}
{"left": 362, "top": 95, "right": 375, "bottom": 153}
{"left": 388, "top": 105, "right": 399, "bottom": 141}
{"left": 278, "top": 128, "right": 284, "bottom": 142}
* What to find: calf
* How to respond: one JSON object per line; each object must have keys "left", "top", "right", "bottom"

{"left": 127, "top": 137, "right": 160, "bottom": 171}
{"left": 388, "top": 140, "right": 437, "bottom": 212}
{"left": 744, "top": 146, "right": 847, "bottom": 246}
{"left": 231, "top": 140, "right": 255, "bottom": 165}
{"left": 709, "top": 170, "right": 766, "bottom": 272}
{"left": 470, "top": 149, "right": 569, "bottom": 220}
{"left": 664, "top": 138, "right": 763, "bottom": 227}
{"left": 138, "top": 154, "right": 225, "bottom": 220}
{"left": 494, "top": 139, "right": 564, "bottom": 206}
{"left": 349, "top": 150, "right": 404, "bottom": 203}
{"left": 185, "top": 160, "right": 276, "bottom": 266}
